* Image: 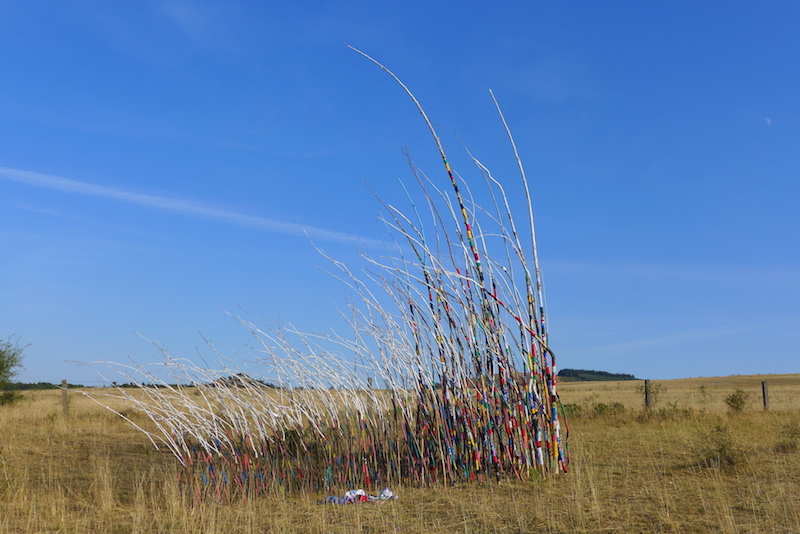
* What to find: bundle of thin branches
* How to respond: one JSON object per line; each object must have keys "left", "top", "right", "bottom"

{"left": 85, "top": 48, "right": 569, "bottom": 499}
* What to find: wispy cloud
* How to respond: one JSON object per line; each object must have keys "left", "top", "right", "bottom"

{"left": 568, "top": 314, "right": 800, "bottom": 357}
{"left": 547, "top": 260, "right": 800, "bottom": 287}
{"left": 570, "top": 324, "right": 755, "bottom": 355}
{"left": 501, "top": 58, "right": 600, "bottom": 102}
{"left": 155, "top": 0, "right": 245, "bottom": 52}
{"left": 0, "top": 167, "right": 382, "bottom": 249}
{"left": 158, "top": 0, "right": 217, "bottom": 47}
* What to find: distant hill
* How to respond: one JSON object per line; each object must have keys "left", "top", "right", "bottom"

{"left": 557, "top": 369, "right": 638, "bottom": 382}
{"left": 207, "top": 373, "right": 277, "bottom": 389}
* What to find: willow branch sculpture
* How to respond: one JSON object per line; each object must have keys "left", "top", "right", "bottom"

{"left": 86, "top": 49, "right": 569, "bottom": 500}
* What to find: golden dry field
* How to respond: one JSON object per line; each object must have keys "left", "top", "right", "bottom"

{"left": 1, "top": 375, "right": 799, "bottom": 533}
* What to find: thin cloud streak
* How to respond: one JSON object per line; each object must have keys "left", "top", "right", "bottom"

{"left": 570, "top": 324, "right": 757, "bottom": 355}
{"left": 0, "top": 167, "right": 383, "bottom": 249}
{"left": 548, "top": 260, "right": 800, "bottom": 287}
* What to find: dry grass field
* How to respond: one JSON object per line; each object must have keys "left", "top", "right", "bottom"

{"left": 1, "top": 374, "right": 799, "bottom": 533}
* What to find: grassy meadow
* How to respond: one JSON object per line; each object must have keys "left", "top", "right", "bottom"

{"left": 1, "top": 374, "right": 799, "bottom": 533}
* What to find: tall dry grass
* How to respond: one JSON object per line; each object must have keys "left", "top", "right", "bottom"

{"left": 1, "top": 376, "right": 799, "bottom": 533}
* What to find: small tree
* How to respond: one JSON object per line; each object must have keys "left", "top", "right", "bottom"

{"left": 0, "top": 335, "right": 27, "bottom": 404}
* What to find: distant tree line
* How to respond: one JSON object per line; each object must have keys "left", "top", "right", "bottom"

{"left": 557, "top": 369, "right": 638, "bottom": 382}
{"left": 3, "top": 377, "right": 281, "bottom": 390}
{"left": 4, "top": 381, "right": 86, "bottom": 390}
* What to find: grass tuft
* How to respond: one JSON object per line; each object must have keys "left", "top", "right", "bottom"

{"left": 693, "top": 424, "right": 744, "bottom": 470}
{"left": 774, "top": 421, "right": 800, "bottom": 453}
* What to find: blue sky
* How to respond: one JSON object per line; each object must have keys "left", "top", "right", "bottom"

{"left": 1, "top": 1, "right": 798, "bottom": 384}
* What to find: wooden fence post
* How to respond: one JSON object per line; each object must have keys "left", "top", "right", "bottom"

{"left": 644, "top": 379, "right": 651, "bottom": 410}
{"left": 762, "top": 381, "right": 769, "bottom": 411}
{"left": 61, "top": 379, "right": 68, "bottom": 416}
